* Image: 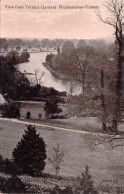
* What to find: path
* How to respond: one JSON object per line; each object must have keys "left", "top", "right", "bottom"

{"left": 0, "top": 118, "right": 98, "bottom": 135}
{"left": 0, "top": 118, "right": 114, "bottom": 137}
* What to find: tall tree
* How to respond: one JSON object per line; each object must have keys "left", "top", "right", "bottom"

{"left": 13, "top": 125, "right": 47, "bottom": 176}
{"left": 98, "top": 0, "right": 124, "bottom": 131}
{"left": 62, "top": 41, "right": 75, "bottom": 56}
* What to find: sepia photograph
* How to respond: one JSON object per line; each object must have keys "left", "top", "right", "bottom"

{"left": 0, "top": 0, "right": 124, "bottom": 193}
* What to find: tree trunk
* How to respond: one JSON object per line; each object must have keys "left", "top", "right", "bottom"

{"left": 112, "top": 44, "right": 123, "bottom": 132}
{"left": 100, "top": 70, "right": 107, "bottom": 131}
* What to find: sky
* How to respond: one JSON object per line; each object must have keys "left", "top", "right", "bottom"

{"left": 0, "top": 0, "right": 115, "bottom": 39}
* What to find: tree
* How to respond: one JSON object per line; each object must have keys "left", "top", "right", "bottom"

{"left": 32, "top": 69, "right": 45, "bottom": 85}
{"left": 12, "top": 125, "right": 47, "bottom": 176}
{"left": 92, "top": 49, "right": 113, "bottom": 131}
{"left": 51, "top": 54, "right": 64, "bottom": 71}
{"left": 62, "top": 46, "right": 95, "bottom": 93}
{"left": 62, "top": 41, "right": 75, "bottom": 56}
{"left": 97, "top": 0, "right": 124, "bottom": 131}
{"left": 46, "top": 53, "right": 54, "bottom": 64}
{"left": 0, "top": 53, "right": 17, "bottom": 95}
{"left": 15, "top": 73, "right": 30, "bottom": 100}
{"left": 2, "top": 102, "right": 20, "bottom": 118}
{"left": 21, "top": 52, "right": 30, "bottom": 62}
{"left": 57, "top": 45, "right": 60, "bottom": 54}
{"left": 48, "top": 143, "right": 64, "bottom": 179}
{"left": 77, "top": 39, "right": 86, "bottom": 48}
{"left": 44, "top": 96, "right": 63, "bottom": 118}
{"left": 0, "top": 38, "right": 8, "bottom": 52}
{"left": 75, "top": 166, "right": 98, "bottom": 194}
{"left": 41, "top": 39, "right": 50, "bottom": 50}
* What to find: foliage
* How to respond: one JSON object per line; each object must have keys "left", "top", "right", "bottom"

{"left": 0, "top": 155, "right": 22, "bottom": 175}
{"left": 50, "top": 166, "right": 98, "bottom": 193}
{"left": 12, "top": 125, "right": 47, "bottom": 176}
{"left": 3, "top": 158, "right": 22, "bottom": 175}
{"left": 44, "top": 96, "right": 63, "bottom": 118}
{"left": 77, "top": 39, "right": 86, "bottom": 48}
{"left": 48, "top": 143, "right": 64, "bottom": 179}
{"left": 46, "top": 53, "right": 54, "bottom": 63}
{"left": 0, "top": 50, "right": 30, "bottom": 99}
{"left": 0, "top": 155, "right": 5, "bottom": 173}
{"left": 57, "top": 45, "right": 60, "bottom": 54}
{"left": 39, "top": 86, "right": 66, "bottom": 99}
{"left": 0, "top": 175, "right": 26, "bottom": 193}
{"left": 0, "top": 38, "right": 8, "bottom": 51}
{"left": 51, "top": 54, "right": 64, "bottom": 71}
{"left": 20, "top": 52, "right": 30, "bottom": 62}
{"left": 15, "top": 73, "right": 30, "bottom": 100}
{"left": 62, "top": 41, "right": 75, "bottom": 56}
{"left": 2, "top": 102, "right": 20, "bottom": 118}
{"left": 0, "top": 53, "right": 17, "bottom": 95}
{"left": 74, "top": 166, "right": 98, "bottom": 194}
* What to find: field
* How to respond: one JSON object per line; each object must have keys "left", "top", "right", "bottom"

{"left": 0, "top": 119, "right": 124, "bottom": 189}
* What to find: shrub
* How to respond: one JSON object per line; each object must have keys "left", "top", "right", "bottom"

{"left": 1, "top": 175, "right": 26, "bottom": 193}
{"left": 46, "top": 53, "right": 54, "bottom": 63}
{"left": 2, "top": 102, "right": 20, "bottom": 118}
{"left": 44, "top": 96, "right": 62, "bottom": 118}
{"left": 0, "top": 155, "right": 5, "bottom": 172}
{"left": 12, "top": 125, "right": 47, "bottom": 176}
{"left": 4, "top": 158, "right": 22, "bottom": 175}
{"left": 0, "top": 155, "right": 22, "bottom": 175}
{"left": 0, "top": 176, "right": 5, "bottom": 192}
{"left": 75, "top": 166, "right": 98, "bottom": 194}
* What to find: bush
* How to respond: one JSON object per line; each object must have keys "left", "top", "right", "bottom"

{"left": 44, "top": 96, "right": 62, "bottom": 118}
{"left": 12, "top": 125, "right": 47, "bottom": 176}
{"left": 0, "top": 155, "right": 22, "bottom": 175}
{"left": 0, "top": 155, "right": 5, "bottom": 172}
{"left": 4, "top": 158, "right": 22, "bottom": 175}
{"left": 0, "top": 175, "right": 26, "bottom": 193}
{"left": 75, "top": 166, "right": 98, "bottom": 194}
{"left": 46, "top": 53, "right": 54, "bottom": 63}
{"left": 2, "top": 102, "right": 20, "bottom": 118}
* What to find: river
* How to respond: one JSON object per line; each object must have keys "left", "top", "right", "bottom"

{"left": 18, "top": 52, "right": 69, "bottom": 92}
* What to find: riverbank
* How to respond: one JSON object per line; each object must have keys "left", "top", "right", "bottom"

{"left": 42, "top": 61, "right": 63, "bottom": 79}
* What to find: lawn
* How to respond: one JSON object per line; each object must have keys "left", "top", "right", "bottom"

{"left": 0, "top": 120, "right": 124, "bottom": 189}
{"left": 20, "top": 101, "right": 124, "bottom": 133}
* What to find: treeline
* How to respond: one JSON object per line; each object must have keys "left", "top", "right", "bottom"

{"left": 0, "top": 37, "right": 113, "bottom": 52}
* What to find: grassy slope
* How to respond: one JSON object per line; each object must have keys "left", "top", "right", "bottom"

{"left": 0, "top": 120, "right": 124, "bottom": 188}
